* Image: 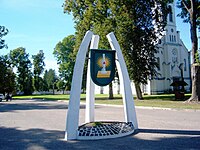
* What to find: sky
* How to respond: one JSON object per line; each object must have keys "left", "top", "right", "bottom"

{"left": 0, "top": 0, "right": 198, "bottom": 74}
{"left": 0, "top": 0, "right": 75, "bottom": 73}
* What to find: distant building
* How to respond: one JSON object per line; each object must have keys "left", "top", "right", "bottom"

{"left": 145, "top": 2, "right": 191, "bottom": 94}
{"left": 95, "top": 2, "right": 191, "bottom": 95}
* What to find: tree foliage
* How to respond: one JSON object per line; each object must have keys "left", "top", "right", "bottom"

{"left": 63, "top": 0, "right": 172, "bottom": 99}
{"left": 56, "top": 80, "right": 66, "bottom": 93}
{"left": 177, "top": 0, "right": 200, "bottom": 63}
{"left": 43, "top": 69, "right": 57, "bottom": 90}
{"left": 113, "top": 0, "right": 170, "bottom": 83}
{"left": 53, "top": 35, "right": 75, "bottom": 90}
{"left": 177, "top": 0, "right": 200, "bottom": 27}
{"left": 0, "top": 26, "right": 8, "bottom": 49}
{"left": 1, "top": 47, "right": 58, "bottom": 94}
{"left": 32, "top": 50, "right": 45, "bottom": 91}
{"left": 0, "top": 55, "right": 16, "bottom": 95}
{"left": 10, "top": 47, "right": 33, "bottom": 95}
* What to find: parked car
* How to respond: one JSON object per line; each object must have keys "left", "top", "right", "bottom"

{"left": 0, "top": 93, "right": 5, "bottom": 102}
{"left": 5, "top": 94, "right": 12, "bottom": 101}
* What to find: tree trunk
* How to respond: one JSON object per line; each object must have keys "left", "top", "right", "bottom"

{"left": 135, "top": 83, "right": 143, "bottom": 100}
{"left": 108, "top": 82, "right": 114, "bottom": 99}
{"left": 188, "top": 64, "right": 200, "bottom": 102}
{"left": 189, "top": 1, "right": 198, "bottom": 64}
{"left": 53, "top": 83, "right": 55, "bottom": 95}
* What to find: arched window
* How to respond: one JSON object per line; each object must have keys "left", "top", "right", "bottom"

{"left": 169, "top": 6, "right": 173, "bottom": 22}
{"left": 157, "top": 57, "right": 160, "bottom": 71}
{"left": 172, "top": 49, "right": 178, "bottom": 63}
{"left": 184, "top": 59, "right": 187, "bottom": 71}
{"left": 158, "top": 39, "right": 162, "bottom": 44}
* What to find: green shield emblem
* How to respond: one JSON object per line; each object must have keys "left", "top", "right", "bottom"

{"left": 90, "top": 49, "right": 116, "bottom": 86}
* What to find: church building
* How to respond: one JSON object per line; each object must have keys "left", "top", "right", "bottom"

{"left": 145, "top": 2, "right": 191, "bottom": 94}
{"left": 95, "top": 2, "right": 191, "bottom": 95}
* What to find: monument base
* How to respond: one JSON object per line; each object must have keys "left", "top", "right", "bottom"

{"left": 77, "top": 121, "right": 135, "bottom": 140}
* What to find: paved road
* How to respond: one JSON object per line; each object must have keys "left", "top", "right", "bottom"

{"left": 0, "top": 99, "right": 200, "bottom": 150}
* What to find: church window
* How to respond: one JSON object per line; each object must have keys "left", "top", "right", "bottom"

{"left": 171, "top": 28, "right": 174, "bottom": 32}
{"left": 172, "top": 49, "right": 178, "bottom": 63}
{"left": 169, "top": 35, "right": 171, "bottom": 41}
{"left": 174, "top": 36, "right": 176, "bottom": 42}
{"left": 172, "top": 49, "right": 176, "bottom": 55}
{"left": 169, "top": 6, "right": 173, "bottom": 22}
{"left": 184, "top": 59, "right": 187, "bottom": 71}
{"left": 157, "top": 57, "right": 160, "bottom": 71}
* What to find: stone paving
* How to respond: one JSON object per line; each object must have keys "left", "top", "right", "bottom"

{"left": 77, "top": 122, "right": 134, "bottom": 140}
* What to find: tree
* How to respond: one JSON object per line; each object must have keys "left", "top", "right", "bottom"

{"left": 53, "top": 35, "right": 75, "bottom": 91}
{"left": 92, "top": 2, "right": 117, "bottom": 99}
{"left": 0, "top": 26, "right": 8, "bottom": 49}
{"left": 56, "top": 80, "right": 66, "bottom": 94}
{"left": 10, "top": 47, "right": 33, "bottom": 95}
{"left": 43, "top": 69, "right": 57, "bottom": 93}
{"left": 63, "top": 0, "right": 172, "bottom": 99}
{"left": 177, "top": 0, "right": 200, "bottom": 102}
{"left": 0, "top": 55, "right": 16, "bottom": 95}
{"left": 32, "top": 50, "right": 45, "bottom": 91}
{"left": 64, "top": 1, "right": 118, "bottom": 98}
{"left": 113, "top": 0, "right": 173, "bottom": 99}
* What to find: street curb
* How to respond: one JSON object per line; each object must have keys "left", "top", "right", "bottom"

{"left": 79, "top": 102, "right": 200, "bottom": 112}
{"left": 56, "top": 100, "right": 200, "bottom": 112}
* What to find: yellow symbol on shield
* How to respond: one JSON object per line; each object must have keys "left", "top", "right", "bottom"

{"left": 97, "top": 54, "right": 111, "bottom": 78}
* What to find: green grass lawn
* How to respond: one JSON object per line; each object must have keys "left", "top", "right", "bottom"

{"left": 13, "top": 94, "right": 200, "bottom": 110}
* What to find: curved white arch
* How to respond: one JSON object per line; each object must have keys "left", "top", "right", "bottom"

{"left": 65, "top": 31, "right": 93, "bottom": 140}
{"left": 85, "top": 35, "right": 100, "bottom": 123}
{"left": 107, "top": 32, "right": 138, "bottom": 129}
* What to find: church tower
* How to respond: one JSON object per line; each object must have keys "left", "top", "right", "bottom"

{"left": 165, "top": 2, "right": 178, "bottom": 44}
{"left": 147, "top": 1, "right": 191, "bottom": 95}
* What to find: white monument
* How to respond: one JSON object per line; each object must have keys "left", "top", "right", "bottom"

{"left": 65, "top": 31, "right": 138, "bottom": 140}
